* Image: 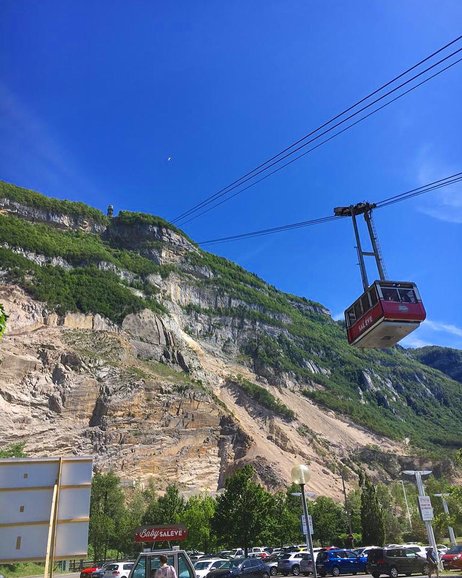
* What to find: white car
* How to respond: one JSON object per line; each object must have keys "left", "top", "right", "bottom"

{"left": 194, "top": 559, "right": 228, "bottom": 578}
{"left": 103, "top": 563, "right": 134, "bottom": 578}
{"left": 401, "top": 545, "right": 428, "bottom": 558}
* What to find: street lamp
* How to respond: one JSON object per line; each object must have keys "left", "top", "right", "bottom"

{"left": 291, "top": 464, "right": 317, "bottom": 578}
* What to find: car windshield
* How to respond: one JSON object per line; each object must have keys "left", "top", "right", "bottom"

{"left": 230, "top": 559, "right": 244, "bottom": 568}
{"left": 195, "top": 563, "right": 212, "bottom": 570}
{"left": 447, "top": 546, "right": 462, "bottom": 554}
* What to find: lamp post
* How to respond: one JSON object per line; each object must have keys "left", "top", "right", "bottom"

{"left": 434, "top": 493, "right": 457, "bottom": 546}
{"left": 291, "top": 464, "right": 317, "bottom": 578}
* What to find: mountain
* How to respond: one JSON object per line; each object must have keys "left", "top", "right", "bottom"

{"left": 410, "top": 346, "right": 462, "bottom": 384}
{"left": 0, "top": 180, "right": 461, "bottom": 499}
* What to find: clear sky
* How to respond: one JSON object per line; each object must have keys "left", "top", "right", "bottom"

{"left": 1, "top": 1, "right": 461, "bottom": 349}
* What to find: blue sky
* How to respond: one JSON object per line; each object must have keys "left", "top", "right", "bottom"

{"left": 1, "top": 1, "right": 461, "bottom": 349}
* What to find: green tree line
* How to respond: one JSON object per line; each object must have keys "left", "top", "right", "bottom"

{"left": 87, "top": 465, "right": 462, "bottom": 562}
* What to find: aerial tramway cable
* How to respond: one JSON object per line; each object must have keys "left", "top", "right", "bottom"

{"left": 198, "top": 172, "right": 462, "bottom": 246}
{"left": 172, "top": 36, "right": 462, "bottom": 226}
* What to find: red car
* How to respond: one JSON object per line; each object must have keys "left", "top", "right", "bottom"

{"left": 81, "top": 567, "right": 102, "bottom": 578}
{"left": 442, "top": 545, "right": 462, "bottom": 570}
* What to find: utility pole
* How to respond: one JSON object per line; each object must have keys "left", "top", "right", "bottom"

{"left": 341, "top": 469, "right": 353, "bottom": 535}
{"left": 434, "top": 493, "right": 457, "bottom": 546}
{"left": 400, "top": 480, "right": 413, "bottom": 530}
{"left": 402, "top": 470, "right": 442, "bottom": 571}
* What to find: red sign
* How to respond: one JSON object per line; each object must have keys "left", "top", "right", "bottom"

{"left": 134, "top": 524, "right": 188, "bottom": 543}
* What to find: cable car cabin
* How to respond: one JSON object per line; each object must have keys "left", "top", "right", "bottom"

{"left": 345, "top": 281, "right": 426, "bottom": 348}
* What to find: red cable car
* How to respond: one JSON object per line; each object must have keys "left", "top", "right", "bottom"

{"left": 345, "top": 280, "right": 426, "bottom": 348}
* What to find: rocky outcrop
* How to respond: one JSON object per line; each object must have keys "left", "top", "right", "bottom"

{"left": 103, "top": 216, "right": 197, "bottom": 265}
{"left": 0, "top": 197, "right": 106, "bottom": 234}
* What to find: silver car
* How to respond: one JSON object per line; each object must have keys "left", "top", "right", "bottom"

{"left": 278, "top": 553, "right": 308, "bottom": 576}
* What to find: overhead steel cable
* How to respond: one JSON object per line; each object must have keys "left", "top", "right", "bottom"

{"left": 376, "top": 171, "right": 462, "bottom": 208}
{"left": 179, "top": 55, "right": 462, "bottom": 227}
{"left": 198, "top": 172, "right": 462, "bottom": 246}
{"left": 172, "top": 36, "right": 462, "bottom": 225}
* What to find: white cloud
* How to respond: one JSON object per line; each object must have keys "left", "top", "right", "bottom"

{"left": 332, "top": 311, "right": 344, "bottom": 321}
{"left": 413, "top": 150, "right": 462, "bottom": 224}
{"left": 424, "top": 319, "right": 462, "bottom": 338}
{"left": 400, "top": 335, "right": 432, "bottom": 349}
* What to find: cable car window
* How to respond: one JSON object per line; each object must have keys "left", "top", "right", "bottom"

{"left": 369, "top": 286, "right": 378, "bottom": 306}
{"left": 361, "top": 294, "right": 370, "bottom": 313}
{"left": 354, "top": 301, "right": 363, "bottom": 319}
{"left": 398, "top": 288, "right": 416, "bottom": 303}
{"left": 346, "top": 309, "right": 356, "bottom": 327}
{"left": 382, "top": 287, "right": 399, "bottom": 302}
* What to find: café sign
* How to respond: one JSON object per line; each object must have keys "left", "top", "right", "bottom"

{"left": 135, "top": 524, "right": 188, "bottom": 543}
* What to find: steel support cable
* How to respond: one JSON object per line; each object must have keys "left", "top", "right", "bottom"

{"left": 376, "top": 172, "right": 462, "bottom": 207}
{"left": 173, "top": 40, "right": 462, "bottom": 225}
{"left": 173, "top": 36, "right": 462, "bottom": 224}
{"left": 198, "top": 174, "right": 462, "bottom": 246}
{"left": 181, "top": 55, "right": 462, "bottom": 227}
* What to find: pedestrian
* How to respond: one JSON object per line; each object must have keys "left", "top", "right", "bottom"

{"left": 426, "top": 548, "right": 439, "bottom": 578}
{"left": 155, "top": 555, "right": 178, "bottom": 578}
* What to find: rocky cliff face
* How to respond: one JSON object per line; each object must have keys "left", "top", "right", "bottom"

{"left": 0, "top": 181, "right": 461, "bottom": 499}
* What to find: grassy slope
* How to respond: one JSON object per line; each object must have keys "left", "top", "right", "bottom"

{"left": 0, "top": 182, "right": 461, "bottom": 453}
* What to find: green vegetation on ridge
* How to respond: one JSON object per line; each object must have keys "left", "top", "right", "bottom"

{"left": 0, "top": 181, "right": 108, "bottom": 225}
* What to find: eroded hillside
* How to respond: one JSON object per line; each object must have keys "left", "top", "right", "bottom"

{"left": 0, "top": 181, "right": 460, "bottom": 498}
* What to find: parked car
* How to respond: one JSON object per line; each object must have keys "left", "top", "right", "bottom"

{"left": 277, "top": 552, "right": 308, "bottom": 576}
{"left": 366, "top": 547, "right": 429, "bottom": 578}
{"left": 316, "top": 549, "right": 367, "bottom": 577}
{"left": 352, "top": 547, "right": 379, "bottom": 558}
{"left": 130, "top": 549, "right": 196, "bottom": 578}
{"left": 442, "top": 544, "right": 462, "bottom": 570}
{"left": 206, "top": 558, "right": 270, "bottom": 578}
{"left": 265, "top": 553, "right": 285, "bottom": 575}
{"left": 82, "top": 567, "right": 102, "bottom": 578}
{"left": 402, "top": 545, "right": 428, "bottom": 559}
{"left": 195, "top": 559, "right": 228, "bottom": 578}
{"left": 437, "top": 545, "right": 448, "bottom": 556}
{"left": 299, "top": 554, "right": 314, "bottom": 576}
{"left": 93, "top": 564, "right": 115, "bottom": 578}
{"left": 104, "top": 562, "right": 134, "bottom": 578}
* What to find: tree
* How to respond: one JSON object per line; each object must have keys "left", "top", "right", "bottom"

{"left": 143, "top": 483, "right": 185, "bottom": 525}
{"left": 263, "top": 487, "right": 302, "bottom": 547}
{"left": 311, "top": 496, "right": 346, "bottom": 546}
{"left": 360, "top": 473, "right": 385, "bottom": 546}
{"left": 89, "top": 472, "right": 126, "bottom": 561}
{"left": 115, "top": 484, "right": 147, "bottom": 557}
{"left": 182, "top": 494, "right": 217, "bottom": 552}
{"left": 212, "top": 465, "right": 272, "bottom": 554}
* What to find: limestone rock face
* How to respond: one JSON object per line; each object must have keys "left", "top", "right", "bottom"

{"left": 0, "top": 197, "right": 106, "bottom": 234}
{"left": 0, "top": 283, "right": 409, "bottom": 499}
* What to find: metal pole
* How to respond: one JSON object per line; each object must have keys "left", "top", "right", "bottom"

{"left": 434, "top": 494, "right": 457, "bottom": 546}
{"left": 351, "top": 210, "right": 369, "bottom": 291}
{"left": 414, "top": 472, "right": 442, "bottom": 572}
{"left": 400, "top": 480, "right": 413, "bottom": 530}
{"left": 363, "top": 210, "right": 387, "bottom": 281}
{"left": 300, "top": 483, "right": 317, "bottom": 578}
{"left": 341, "top": 471, "right": 352, "bottom": 535}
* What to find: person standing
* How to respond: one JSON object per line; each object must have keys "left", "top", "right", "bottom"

{"left": 426, "top": 548, "right": 439, "bottom": 578}
{"left": 155, "top": 556, "right": 178, "bottom": 578}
